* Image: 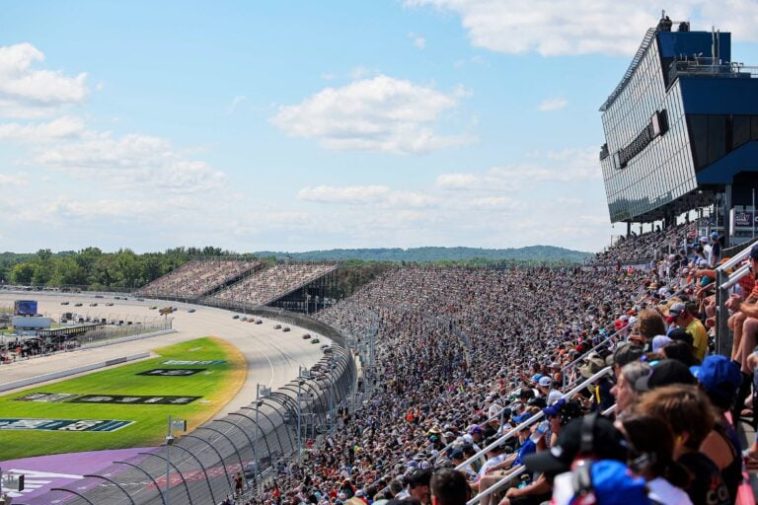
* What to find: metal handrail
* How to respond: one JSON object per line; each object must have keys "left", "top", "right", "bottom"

{"left": 720, "top": 264, "right": 751, "bottom": 291}
{"left": 465, "top": 404, "right": 618, "bottom": 504}
{"left": 718, "top": 245, "right": 753, "bottom": 272}
{"left": 455, "top": 367, "right": 614, "bottom": 471}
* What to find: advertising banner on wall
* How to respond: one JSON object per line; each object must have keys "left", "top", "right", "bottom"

{"left": 730, "top": 209, "right": 758, "bottom": 235}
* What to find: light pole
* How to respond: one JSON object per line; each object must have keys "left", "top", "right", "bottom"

{"left": 165, "top": 415, "right": 186, "bottom": 505}
{"left": 297, "top": 366, "right": 312, "bottom": 463}
{"left": 255, "top": 384, "right": 271, "bottom": 493}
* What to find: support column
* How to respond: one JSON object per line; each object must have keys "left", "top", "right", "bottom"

{"left": 723, "top": 185, "right": 732, "bottom": 247}
{"left": 626, "top": 221, "right": 631, "bottom": 236}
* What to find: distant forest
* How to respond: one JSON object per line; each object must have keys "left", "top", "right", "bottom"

{"left": 0, "top": 245, "right": 591, "bottom": 291}
{"left": 253, "top": 246, "right": 592, "bottom": 264}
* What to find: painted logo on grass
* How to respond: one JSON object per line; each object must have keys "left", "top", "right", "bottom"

{"left": 0, "top": 418, "right": 133, "bottom": 432}
{"left": 137, "top": 368, "right": 207, "bottom": 377}
{"left": 16, "top": 392, "right": 79, "bottom": 403}
{"left": 16, "top": 392, "right": 201, "bottom": 405}
{"left": 72, "top": 394, "right": 201, "bottom": 405}
{"left": 162, "top": 359, "right": 226, "bottom": 366}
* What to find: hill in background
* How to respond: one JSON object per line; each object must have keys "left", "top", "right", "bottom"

{"left": 254, "top": 246, "right": 592, "bottom": 264}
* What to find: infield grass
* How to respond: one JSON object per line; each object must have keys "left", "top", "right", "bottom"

{"left": 0, "top": 337, "right": 246, "bottom": 461}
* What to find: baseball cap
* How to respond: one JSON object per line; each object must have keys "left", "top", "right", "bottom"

{"left": 466, "top": 424, "right": 482, "bottom": 435}
{"left": 636, "top": 359, "right": 696, "bottom": 391}
{"left": 691, "top": 355, "right": 741, "bottom": 405}
{"left": 710, "top": 231, "right": 719, "bottom": 240}
{"left": 668, "top": 302, "right": 686, "bottom": 317}
{"left": 524, "top": 415, "right": 628, "bottom": 476}
{"left": 651, "top": 335, "right": 672, "bottom": 353}
{"left": 579, "top": 355, "right": 607, "bottom": 378}
{"left": 608, "top": 343, "right": 644, "bottom": 367}
{"left": 751, "top": 244, "right": 758, "bottom": 260}
{"left": 538, "top": 376, "right": 552, "bottom": 388}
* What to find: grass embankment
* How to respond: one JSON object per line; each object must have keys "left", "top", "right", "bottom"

{"left": 0, "top": 336, "right": 246, "bottom": 460}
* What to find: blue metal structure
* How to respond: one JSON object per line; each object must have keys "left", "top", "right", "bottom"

{"left": 599, "top": 16, "right": 758, "bottom": 239}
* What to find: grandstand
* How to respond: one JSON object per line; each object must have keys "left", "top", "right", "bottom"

{"left": 210, "top": 263, "right": 337, "bottom": 308}
{"left": 599, "top": 15, "right": 758, "bottom": 247}
{"left": 137, "top": 259, "right": 262, "bottom": 298}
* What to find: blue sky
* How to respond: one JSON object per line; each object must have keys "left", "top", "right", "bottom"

{"left": 2, "top": 1, "right": 757, "bottom": 254}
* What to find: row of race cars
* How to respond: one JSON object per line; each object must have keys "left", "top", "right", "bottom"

{"left": 231, "top": 313, "right": 325, "bottom": 345}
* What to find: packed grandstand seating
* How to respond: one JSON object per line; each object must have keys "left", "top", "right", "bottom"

{"left": 137, "top": 259, "right": 261, "bottom": 298}
{"left": 212, "top": 263, "right": 336, "bottom": 306}
{"left": 593, "top": 219, "right": 707, "bottom": 266}
{"left": 227, "top": 220, "right": 755, "bottom": 505}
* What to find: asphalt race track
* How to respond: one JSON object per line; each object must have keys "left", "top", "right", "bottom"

{"left": 0, "top": 291, "right": 330, "bottom": 502}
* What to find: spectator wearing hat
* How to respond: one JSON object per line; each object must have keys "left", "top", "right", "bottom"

{"left": 500, "top": 400, "right": 585, "bottom": 505}
{"left": 667, "top": 302, "right": 707, "bottom": 361}
{"left": 607, "top": 343, "right": 644, "bottom": 377}
{"left": 476, "top": 426, "right": 538, "bottom": 505}
{"left": 636, "top": 385, "right": 730, "bottom": 505}
{"left": 691, "top": 356, "right": 742, "bottom": 503}
{"left": 523, "top": 414, "right": 628, "bottom": 479}
{"left": 450, "top": 448, "right": 477, "bottom": 481}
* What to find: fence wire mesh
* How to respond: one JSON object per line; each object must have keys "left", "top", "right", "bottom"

{"left": 39, "top": 310, "right": 356, "bottom": 505}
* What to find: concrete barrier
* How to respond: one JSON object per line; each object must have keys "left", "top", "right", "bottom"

{"left": 81, "top": 328, "right": 176, "bottom": 350}
{"left": 0, "top": 352, "right": 150, "bottom": 393}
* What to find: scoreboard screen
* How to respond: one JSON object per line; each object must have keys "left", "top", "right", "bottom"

{"left": 14, "top": 300, "right": 38, "bottom": 316}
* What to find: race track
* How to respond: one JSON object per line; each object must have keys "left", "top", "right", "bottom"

{"left": 0, "top": 291, "right": 329, "bottom": 417}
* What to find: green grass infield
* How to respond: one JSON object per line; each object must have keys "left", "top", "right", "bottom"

{"left": 0, "top": 337, "right": 246, "bottom": 460}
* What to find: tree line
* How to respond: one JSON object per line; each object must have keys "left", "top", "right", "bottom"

{"left": 0, "top": 246, "right": 588, "bottom": 293}
{"left": 0, "top": 247, "right": 242, "bottom": 291}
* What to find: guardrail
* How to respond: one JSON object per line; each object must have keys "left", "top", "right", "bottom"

{"left": 0, "top": 352, "right": 150, "bottom": 393}
{"left": 42, "top": 310, "right": 358, "bottom": 505}
{"left": 715, "top": 240, "right": 756, "bottom": 356}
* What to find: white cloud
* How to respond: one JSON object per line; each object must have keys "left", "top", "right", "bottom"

{"left": 33, "top": 132, "right": 226, "bottom": 194}
{"left": 298, "top": 185, "right": 438, "bottom": 209}
{"left": 436, "top": 173, "right": 479, "bottom": 189}
{"left": 298, "top": 185, "right": 391, "bottom": 204}
{"left": 227, "top": 95, "right": 248, "bottom": 115}
{"left": 0, "top": 43, "right": 88, "bottom": 117}
{"left": 405, "top": 1, "right": 758, "bottom": 56}
{"left": 408, "top": 32, "right": 427, "bottom": 49}
{"left": 436, "top": 147, "right": 600, "bottom": 193}
{"left": 538, "top": 97, "right": 567, "bottom": 112}
{"left": 0, "top": 116, "right": 86, "bottom": 141}
{"left": 271, "top": 74, "right": 473, "bottom": 154}
{"left": 0, "top": 173, "right": 27, "bottom": 186}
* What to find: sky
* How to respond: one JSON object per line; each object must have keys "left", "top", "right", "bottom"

{"left": 2, "top": 1, "right": 758, "bottom": 254}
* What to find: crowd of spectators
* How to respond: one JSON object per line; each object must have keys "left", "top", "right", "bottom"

{"left": 213, "top": 264, "right": 336, "bottom": 306}
{"left": 217, "top": 222, "right": 752, "bottom": 505}
{"left": 593, "top": 220, "right": 707, "bottom": 267}
{"left": 137, "top": 260, "right": 260, "bottom": 298}
{"left": 213, "top": 220, "right": 758, "bottom": 505}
